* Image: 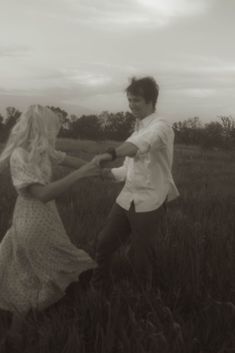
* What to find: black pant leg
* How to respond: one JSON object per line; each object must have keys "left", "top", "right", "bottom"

{"left": 128, "top": 203, "right": 167, "bottom": 289}
{"left": 91, "top": 203, "right": 131, "bottom": 289}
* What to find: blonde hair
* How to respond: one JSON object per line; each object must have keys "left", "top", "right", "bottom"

{"left": 0, "top": 105, "right": 61, "bottom": 172}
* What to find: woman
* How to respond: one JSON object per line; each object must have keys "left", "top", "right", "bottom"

{"left": 0, "top": 104, "right": 99, "bottom": 333}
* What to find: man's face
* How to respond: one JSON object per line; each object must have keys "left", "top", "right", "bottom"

{"left": 127, "top": 92, "right": 154, "bottom": 120}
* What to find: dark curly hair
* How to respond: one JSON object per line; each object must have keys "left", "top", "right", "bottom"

{"left": 125, "top": 76, "right": 159, "bottom": 108}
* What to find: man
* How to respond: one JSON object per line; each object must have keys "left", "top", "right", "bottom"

{"left": 91, "top": 76, "right": 179, "bottom": 291}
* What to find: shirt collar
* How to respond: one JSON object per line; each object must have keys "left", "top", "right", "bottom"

{"left": 135, "top": 111, "right": 158, "bottom": 131}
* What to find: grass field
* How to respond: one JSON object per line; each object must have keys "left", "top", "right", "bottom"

{"left": 0, "top": 139, "right": 235, "bottom": 353}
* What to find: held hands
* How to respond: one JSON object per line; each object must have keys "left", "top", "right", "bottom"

{"left": 78, "top": 151, "right": 115, "bottom": 179}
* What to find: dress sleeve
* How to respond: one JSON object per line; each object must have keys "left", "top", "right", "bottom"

{"left": 10, "top": 148, "right": 45, "bottom": 190}
{"left": 50, "top": 150, "right": 66, "bottom": 165}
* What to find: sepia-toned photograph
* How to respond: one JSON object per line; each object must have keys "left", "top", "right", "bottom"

{"left": 0, "top": 0, "right": 234, "bottom": 352}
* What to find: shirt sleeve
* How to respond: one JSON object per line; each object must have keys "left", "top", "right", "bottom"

{"left": 10, "top": 148, "right": 45, "bottom": 190}
{"left": 126, "top": 121, "right": 172, "bottom": 153}
{"left": 111, "top": 158, "right": 128, "bottom": 182}
{"left": 50, "top": 150, "right": 66, "bottom": 165}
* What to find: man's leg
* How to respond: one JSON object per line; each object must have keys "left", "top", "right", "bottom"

{"left": 91, "top": 203, "right": 131, "bottom": 290}
{"left": 128, "top": 202, "right": 167, "bottom": 290}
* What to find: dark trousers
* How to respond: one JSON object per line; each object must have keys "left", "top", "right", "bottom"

{"left": 92, "top": 201, "right": 167, "bottom": 290}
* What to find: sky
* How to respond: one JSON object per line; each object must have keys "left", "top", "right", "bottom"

{"left": 1, "top": 0, "right": 235, "bottom": 123}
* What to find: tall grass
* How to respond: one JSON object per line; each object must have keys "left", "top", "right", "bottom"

{"left": 0, "top": 141, "right": 234, "bottom": 353}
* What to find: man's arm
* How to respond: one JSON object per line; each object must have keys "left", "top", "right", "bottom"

{"left": 126, "top": 121, "right": 172, "bottom": 153}
{"left": 115, "top": 142, "right": 138, "bottom": 158}
{"left": 92, "top": 142, "right": 138, "bottom": 166}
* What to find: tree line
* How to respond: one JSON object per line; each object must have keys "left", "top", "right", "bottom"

{"left": 0, "top": 106, "right": 235, "bottom": 149}
{"left": 173, "top": 116, "right": 235, "bottom": 149}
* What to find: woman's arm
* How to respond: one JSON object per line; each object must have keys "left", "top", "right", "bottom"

{"left": 61, "top": 155, "right": 87, "bottom": 169}
{"left": 28, "top": 162, "right": 99, "bottom": 203}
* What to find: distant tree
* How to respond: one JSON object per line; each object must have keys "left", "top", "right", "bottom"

{"left": 5, "top": 107, "right": 21, "bottom": 129}
{"left": 218, "top": 115, "right": 235, "bottom": 147}
{"left": 103, "top": 112, "right": 135, "bottom": 140}
{"left": 201, "top": 121, "right": 224, "bottom": 149}
{"left": 70, "top": 114, "right": 79, "bottom": 123}
{"left": 70, "top": 115, "right": 102, "bottom": 140}
{"left": 98, "top": 111, "right": 110, "bottom": 128}
{"left": 173, "top": 117, "right": 203, "bottom": 145}
{"left": 0, "top": 113, "right": 5, "bottom": 142}
{"left": 47, "top": 106, "right": 68, "bottom": 123}
{"left": 230, "top": 128, "right": 235, "bottom": 145}
{"left": 185, "top": 116, "right": 202, "bottom": 129}
{"left": 2, "top": 107, "right": 22, "bottom": 142}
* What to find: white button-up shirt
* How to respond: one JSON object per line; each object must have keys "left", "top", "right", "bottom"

{"left": 111, "top": 112, "right": 179, "bottom": 212}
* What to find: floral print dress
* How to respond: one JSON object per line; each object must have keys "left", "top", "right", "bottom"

{"left": 0, "top": 147, "right": 95, "bottom": 314}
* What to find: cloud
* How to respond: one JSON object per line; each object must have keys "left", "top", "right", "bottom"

{"left": 135, "top": 54, "right": 235, "bottom": 92}
{"left": 20, "top": 0, "right": 148, "bottom": 27}
{"left": 77, "top": 0, "right": 214, "bottom": 27}
{"left": 20, "top": 0, "right": 214, "bottom": 29}
{"left": 137, "top": 0, "right": 211, "bottom": 17}
{"left": 67, "top": 72, "right": 111, "bottom": 87}
{"left": 0, "top": 45, "right": 32, "bottom": 58}
{"left": 2, "top": 53, "right": 235, "bottom": 113}
{"left": 176, "top": 88, "right": 217, "bottom": 98}
{"left": 73, "top": 0, "right": 148, "bottom": 26}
